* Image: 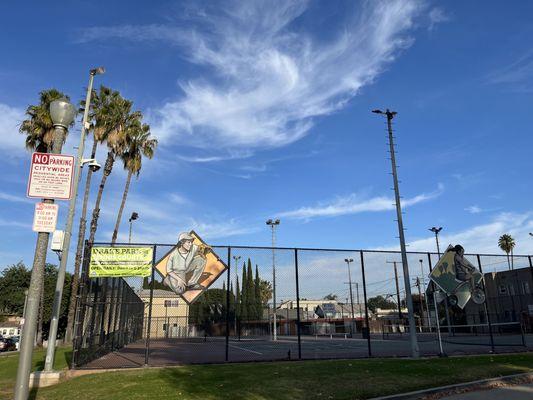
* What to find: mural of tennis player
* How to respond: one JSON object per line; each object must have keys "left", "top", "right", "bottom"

{"left": 163, "top": 232, "right": 207, "bottom": 295}
{"left": 453, "top": 245, "right": 477, "bottom": 288}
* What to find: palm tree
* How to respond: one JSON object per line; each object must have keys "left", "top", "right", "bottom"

{"left": 111, "top": 116, "right": 157, "bottom": 244}
{"left": 19, "top": 89, "right": 72, "bottom": 152}
{"left": 64, "top": 86, "right": 120, "bottom": 342}
{"left": 86, "top": 93, "right": 135, "bottom": 247}
{"left": 498, "top": 234, "right": 516, "bottom": 270}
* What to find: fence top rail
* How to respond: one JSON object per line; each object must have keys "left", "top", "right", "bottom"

{"left": 90, "top": 242, "right": 533, "bottom": 258}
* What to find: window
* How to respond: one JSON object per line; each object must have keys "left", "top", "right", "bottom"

{"left": 164, "top": 300, "right": 179, "bottom": 307}
{"left": 499, "top": 285, "right": 507, "bottom": 295}
{"left": 523, "top": 281, "right": 530, "bottom": 295}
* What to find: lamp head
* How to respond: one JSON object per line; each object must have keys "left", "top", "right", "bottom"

{"left": 372, "top": 109, "right": 383, "bottom": 114}
{"left": 129, "top": 212, "right": 139, "bottom": 222}
{"left": 90, "top": 66, "right": 106, "bottom": 75}
{"left": 50, "top": 98, "right": 76, "bottom": 128}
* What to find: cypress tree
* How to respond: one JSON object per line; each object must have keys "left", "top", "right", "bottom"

{"left": 246, "top": 259, "right": 256, "bottom": 320}
{"left": 235, "top": 276, "right": 241, "bottom": 322}
{"left": 255, "top": 265, "right": 262, "bottom": 320}
{"left": 241, "top": 264, "right": 248, "bottom": 321}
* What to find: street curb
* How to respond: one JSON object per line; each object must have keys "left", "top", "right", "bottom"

{"left": 370, "top": 372, "right": 533, "bottom": 400}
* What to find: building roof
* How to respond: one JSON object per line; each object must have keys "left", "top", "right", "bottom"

{"left": 0, "top": 321, "right": 20, "bottom": 328}
{"left": 138, "top": 289, "right": 181, "bottom": 299}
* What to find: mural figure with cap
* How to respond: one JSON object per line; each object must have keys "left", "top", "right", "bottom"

{"left": 163, "top": 232, "right": 208, "bottom": 295}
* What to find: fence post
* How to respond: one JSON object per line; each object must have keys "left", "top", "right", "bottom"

{"left": 71, "top": 240, "right": 91, "bottom": 368}
{"left": 106, "top": 278, "right": 117, "bottom": 346}
{"left": 111, "top": 279, "right": 123, "bottom": 350}
{"left": 144, "top": 245, "right": 156, "bottom": 366}
{"left": 294, "top": 249, "right": 302, "bottom": 360}
{"left": 360, "top": 251, "right": 372, "bottom": 357}
{"left": 225, "top": 247, "right": 231, "bottom": 362}
{"left": 476, "top": 254, "right": 495, "bottom": 353}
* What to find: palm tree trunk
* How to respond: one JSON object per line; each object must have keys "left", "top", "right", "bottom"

{"left": 511, "top": 248, "right": 514, "bottom": 270}
{"left": 65, "top": 139, "right": 98, "bottom": 343}
{"left": 506, "top": 252, "right": 511, "bottom": 270}
{"left": 87, "top": 151, "right": 115, "bottom": 246}
{"left": 111, "top": 170, "right": 133, "bottom": 244}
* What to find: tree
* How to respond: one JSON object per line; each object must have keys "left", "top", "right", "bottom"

{"left": 65, "top": 86, "right": 125, "bottom": 342}
{"left": 498, "top": 234, "right": 516, "bottom": 270}
{"left": 240, "top": 264, "right": 248, "bottom": 321}
{"left": 367, "top": 295, "right": 396, "bottom": 313}
{"left": 323, "top": 293, "right": 338, "bottom": 300}
{"left": 254, "top": 266, "right": 262, "bottom": 320}
{"left": 0, "top": 263, "right": 72, "bottom": 339}
{"left": 111, "top": 116, "right": 157, "bottom": 243}
{"left": 19, "top": 89, "right": 73, "bottom": 152}
{"left": 258, "top": 279, "right": 273, "bottom": 305}
{"left": 246, "top": 259, "right": 256, "bottom": 320}
{"left": 188, "top": 288, "right": 233, "bottom": 335}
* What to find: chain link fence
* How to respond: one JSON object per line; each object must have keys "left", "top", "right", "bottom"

{"left": 72, "top": 243, "right": 533, "bottom": 368}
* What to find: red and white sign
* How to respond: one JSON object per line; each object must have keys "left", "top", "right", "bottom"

{"left": 27, "top": 152, "right": 75, "bottom": 200}
{"left": 32, "top": 203, "right": 59, "bottom": 233}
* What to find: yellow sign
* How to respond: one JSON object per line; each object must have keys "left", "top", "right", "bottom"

{"left": 89, "top": 246, "right": 153, "bottom": 277}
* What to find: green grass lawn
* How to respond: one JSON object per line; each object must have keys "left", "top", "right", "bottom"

{"left": 0, "top": 347, "right": 71, "bottom": 400}
{"left": 1, "top": 351, "right": 532, "bottom": 400}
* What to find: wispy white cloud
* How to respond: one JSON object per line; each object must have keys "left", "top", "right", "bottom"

{"left": 428, "top": 7, "right": 450, "bottom": 31}
{"left": 0, "top": 191, "right": 33, "bottom": 204}
{"left": 485, "top": 51, "right": 533, "bottom": 92}
{"left": 278, "top": 183, "right": 444, "bottom": 220}
{"left": 402, "top": 212, "right": 533, "bottom": 255}
{"left": 465, "top": 205, "right": 482, "bottom": 214}
{"left": 0, "top": 103, "right": 26, "bottom": 156}
{"left": 79, "top": 0, "right": 427, "bottom": 156}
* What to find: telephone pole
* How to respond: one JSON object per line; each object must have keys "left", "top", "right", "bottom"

{"left": 387, "top": 261, "right": 403, "bottom": 319}
{"left": 266, "top": 219, "right": 280, "bottom": 341}
{"left": 373, "top": 109, "right": 419, "bottom": 358}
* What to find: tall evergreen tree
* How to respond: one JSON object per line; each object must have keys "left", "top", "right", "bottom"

{"left": 241, "top": 264, "right": 248, "bottom": 321}
{"left": 254, "top": 265, "right": 262, "bottom": 320}
{"left": 235, "top": 276, "right": 241, "bottom": 324}
{"left": 246, "top": 259, "right": 256, "bottom": 320}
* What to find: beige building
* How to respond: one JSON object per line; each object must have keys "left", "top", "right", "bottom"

{"left": 138, "top": 289, "right": 190, "bottom": 339}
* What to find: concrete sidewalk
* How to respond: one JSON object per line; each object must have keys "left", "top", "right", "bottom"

{"left": 440, "top": 383, "right": 533, "bottom": 399}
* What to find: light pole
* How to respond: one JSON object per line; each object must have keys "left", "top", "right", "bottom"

{"left": 429, "top": 227, "right": 443, "bottom": 256}
{"left": 344, "top": 258, "right": 356, "bottom": 334}
{"left": 419, "top": 259, "right": 431, "bottom": 328}
{"left": 429, "top": 226, "right": 451, "bottom": 333}
{"left": 128, "top": 212, "right": 139, "bottom": 244}
{"left": 266, "top": 219, "right": 280, "bottom": 341}
{"left": 373, "top": 108, "right": 419, "bottom": 358}
{"left": 44, "top": 67, "right": 105, "bottom": 373}
{"left": 232, "top": 255, "right": 241, "bottom": 337}
{"left": 15, "top": 98, "right": 76, "bottom": 400}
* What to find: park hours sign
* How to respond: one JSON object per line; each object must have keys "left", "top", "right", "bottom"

{"left": 27, "top": 152, "right": 75, "bottom": 200}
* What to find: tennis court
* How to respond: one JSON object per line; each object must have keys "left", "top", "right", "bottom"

{"left": 82, "top": 328, "right": 533, "bottom": 369}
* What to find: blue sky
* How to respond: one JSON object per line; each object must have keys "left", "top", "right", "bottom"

{"left": 1, "top": 0, "right": 533, "bottom": 282}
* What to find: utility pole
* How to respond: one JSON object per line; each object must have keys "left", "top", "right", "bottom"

{"left": 15, "top": 98, "right": 76, "bottom": 400}
{"left": 232, "top": 255, "right": 241, "bottom": 337}
{"left": 373, "top": 109, "right": 419, "bottom": 358}
{"left": 344, "top": 258, "right": 356, "bottom": 333}
{"left": 415, "top": 277, "right": 423, "bottom": 331}
{"left": 430, "top": 226, "right": 451, "bottom": 333}
{"left": 266, "top": 219, "right": 280, "bottom": 341}
{"left": 45, "top": 67, "right": 105, "bottom": 373}
{"left": 419, "top": 259, "right": 431, "bottom": 328}
{"left": 387, "top": 261, "right": 403, "bottom": 319}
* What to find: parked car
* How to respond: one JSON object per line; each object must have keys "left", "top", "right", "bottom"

{"left": 0, "top": 337, "right": 17, "bottom": 352}
{"left": 11, "top": 336, "right": 20, "bottom": 350}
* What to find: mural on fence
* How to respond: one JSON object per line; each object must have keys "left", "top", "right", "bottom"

{"left": 154, "top": 230, "right": 227, "bottom": 304}
{"left": 430, "top": 244, "right": 485, "bottom": 309}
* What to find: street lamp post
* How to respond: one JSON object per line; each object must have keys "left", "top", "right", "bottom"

{"left": 344, "top": 258, "right": 356, "bottom": 334}
{"left": 44, "top": 68, "right": 105, "bottom": 373}
{"left": 419, "top": 259, "right": 431, "bottom": 328}
{"left": 266, "top": 219, "right": 280, "bottom": 341}
{"left": 372, "top": 108, "right": 419, "bottom": 358}
{"left": 429, "top": 226, "right": 451, "bottom": 333}
{"left": 128, "top": 212, "right": 139, "bottom": 244}
{"left": 232, "top": 255, "right": 241, "bottom": 337}
{"left": 15, "top": 98, "right": 76, "bottom": 400}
